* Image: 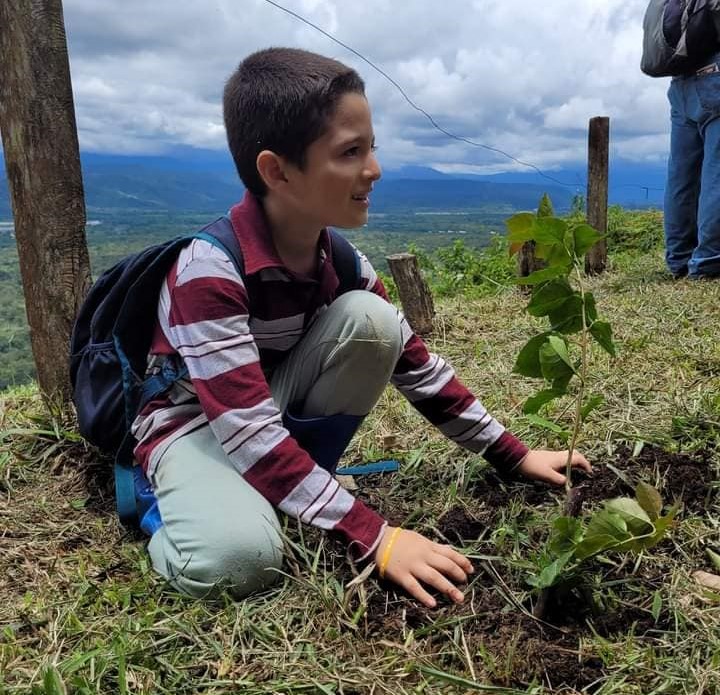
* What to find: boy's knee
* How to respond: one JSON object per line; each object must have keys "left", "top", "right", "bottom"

{"left": 336, "top": 291, "right": 404, "bottom": 356}
{"left": 151, "top": 515, "right": 284, "bottom": 600}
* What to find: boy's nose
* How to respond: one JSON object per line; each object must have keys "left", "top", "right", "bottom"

{"left": 365, "top": 153, "right": 382, "bottom": 181}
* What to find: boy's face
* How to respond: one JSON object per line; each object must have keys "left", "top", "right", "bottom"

{"left": 283, "top": 91, "right": 381, "bottom": 230}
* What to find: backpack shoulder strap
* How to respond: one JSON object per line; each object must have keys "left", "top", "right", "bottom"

{"left": 194, "top": 215, "right": 245, "bottom": 277}
{"left": 328, "top": 229, "right": 361, "bottom": 295}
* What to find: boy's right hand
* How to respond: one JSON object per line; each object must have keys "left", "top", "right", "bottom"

{"left": 374, "top": 526, "right": 474, "bottom": 608}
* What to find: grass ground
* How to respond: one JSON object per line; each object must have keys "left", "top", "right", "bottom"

{"left": 1, "top": 248, "right": 720, "bottom": 694}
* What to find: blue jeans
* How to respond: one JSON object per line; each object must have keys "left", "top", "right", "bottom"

{"left": 665, "top": 54, "right": 720, "bottom": 278}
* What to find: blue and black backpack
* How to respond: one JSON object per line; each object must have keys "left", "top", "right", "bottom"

{"left": 69, "top": 215, "right": 360, "bottom": 531}
{"left": 641, "top": 0, "right": 720, "bottom": 77}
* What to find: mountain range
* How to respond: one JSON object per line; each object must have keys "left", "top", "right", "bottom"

{"left": 0, "top": 150, "right": 666, "bottom": 220}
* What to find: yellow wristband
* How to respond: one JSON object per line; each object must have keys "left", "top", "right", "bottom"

{"left": 379, "top": 527, "right": 403, "bottom": 578}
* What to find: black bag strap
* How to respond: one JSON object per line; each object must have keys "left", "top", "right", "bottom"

{"left": 194, "top": 215, "right": 245, "bottom": 277}
{"left": 328, "top": 229, "right": 360, "bottom": 295}
{"left": 199, "top": 220, "right": 359, "bottom": 294}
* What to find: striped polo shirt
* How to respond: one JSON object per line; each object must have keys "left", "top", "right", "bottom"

{"left": 132, "top": 192, "right": 528, "bottom": 561}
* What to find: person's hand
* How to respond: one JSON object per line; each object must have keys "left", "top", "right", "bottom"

{"left": 517, "top": 449, "right": 592, "bottom": 486}
{"left": 374, "top": 526, "right": 474, "bottom": 608}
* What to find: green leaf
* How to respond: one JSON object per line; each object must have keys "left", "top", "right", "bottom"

{"left": 707, "top": 549, "right": 720, "bottom": 572}
{"left": 42, "top": 667, "right": 67, "bottom": 695}
{"left": 605, "top": 498, "right": 654, "bottom": 538}
{"left": 514, "top": 265, "right": 568, "bottom": 285}
{"left": 647, "top": 501, "right": 679, "bottom": 546}
{"left": 580, "top": 394, "right": 605, "bottom": 421}
{"left": 536, "top": 241, "right": 573, "bottom": 269}
{"left": 548, "top": 294, "right": 584, "bottom": 334}
{"left": 552, "top": 372, "right": 573, "bottom": 392}
{"left": 651, "top": 590, "right": 663, "bottom": 621}
{"left": 523, "top": 387, "right": 566, "bottom": 414}
{"left": 590, "top": 321, "right": 616, "bottom": 356}
{"left": 635, "top": 482, "right": 663, "bottom": 521}
{"left": 525, "top": 413, "right": 569, "bottom": 435}
{"left": 506, "top": 213, "right": 536, "bottom": 242}
{"left": 539, "top": 339, "right": 575, "bottom": 382}
{"left": 548, "top": 335, "right": 574, "bottom": 370}
{"left": 523, "top": 387, "right": 565, "bottom": 414}
{"left": 527, "top": 279, "right": 574, "bottom": 317}
{"left": 572, "top": 223, "right": 604, "bottom": 257}
{"left": 549, "top": 516, "right": 584, "bottom": 554}
{"left": 575, "top": 509, "right": 631, "bottom": 560}
{"left": 584, "top": 292, "right": 598, "bottom": 323}
{"left": 528, "top": 550, "right": 574, "bottom": 589}
{"left": 513, "top": 333, "right": 550, "bottom": 378}
{"left": 533, "top": 217, "right": 568, "bottom": 245}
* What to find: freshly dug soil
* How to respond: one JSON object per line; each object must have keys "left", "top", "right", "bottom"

{"left": 360, "top": 584, "right": 663, "bottom": 692}
{"left": 435, "top": 505, "right": 486, "bottom": 544}
{"left": 426, "top": 444, "right": 712, "bottom": 689}
{"left": 468, "top": 443, "right": 716, "bottom": 518}
{"left": 579, "top": 444, "right": 716, "bottom": 514}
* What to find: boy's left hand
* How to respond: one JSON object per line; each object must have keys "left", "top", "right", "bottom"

{"left": 517, "top": 449, "right": 592, "bottom": 486}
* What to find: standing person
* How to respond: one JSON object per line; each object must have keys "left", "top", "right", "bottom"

{"left": 131, "top": 47, "right": 592, "bottom": 608}
{"left": 642, "top": 0, "right": 720, "bottom": 278}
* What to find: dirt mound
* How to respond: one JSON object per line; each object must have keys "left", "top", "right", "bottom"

{"left": 468, "top": 444, "right": 716, "bottom": 518}
{"left": 582, "top": 444, "right": 716, "bottom": 513}
{"left": 358, "top": 585, "right": 662, "bottom": 692}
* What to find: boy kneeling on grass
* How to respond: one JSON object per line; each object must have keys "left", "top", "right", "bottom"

{"left": 131, "top": 47, "right": 591, "bottom": 607}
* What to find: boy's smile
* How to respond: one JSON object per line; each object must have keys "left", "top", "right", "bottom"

{"left": 282, "top": 91, "right": 381, "bottom": 231}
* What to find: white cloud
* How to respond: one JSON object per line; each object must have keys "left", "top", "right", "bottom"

{"left": 57, "top": 0, "right": 671, "bottom": 169}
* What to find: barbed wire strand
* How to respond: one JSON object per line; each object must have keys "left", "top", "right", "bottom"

{"left": 263, "top": 0, "right": 665, "bottom": 198}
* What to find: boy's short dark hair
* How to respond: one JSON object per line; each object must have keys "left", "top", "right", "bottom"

{"left": 223, "top": 47, "right": 365, "bottom": 196}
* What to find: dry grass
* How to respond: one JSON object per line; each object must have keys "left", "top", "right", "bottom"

{"left": 2, "top": 249, "right": 720, "bottom": 694}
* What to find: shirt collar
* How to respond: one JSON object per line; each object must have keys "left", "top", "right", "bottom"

{"left": 229, "top": 191, "right": 333, "bottom": 280}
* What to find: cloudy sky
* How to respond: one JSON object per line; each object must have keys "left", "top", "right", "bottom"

{"left": 61, "top": 0, "right": 670, "bottom": 176}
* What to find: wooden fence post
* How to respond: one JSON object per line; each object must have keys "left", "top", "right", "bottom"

{"left": 0, "top": 0, "right": 92, "bottom": 405}
{"left": 386, "top": 253, "right": 435, "bottom": 335}
{"left": 585, "top": 116, "right": 610, "bottom": 275}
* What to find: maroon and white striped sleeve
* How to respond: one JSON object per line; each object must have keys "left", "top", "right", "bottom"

{"left": 160, "top": 239, "right": 386, "bottom": 559}
{"left": 353, "top": 246, "right": 528, "bottom": 473}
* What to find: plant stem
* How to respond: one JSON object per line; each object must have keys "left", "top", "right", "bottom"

{"left": 564, "top": 261, "right": 590, "bottom": 494}
{"left": 534, "top": 262, "right": 590, "bottom": 622}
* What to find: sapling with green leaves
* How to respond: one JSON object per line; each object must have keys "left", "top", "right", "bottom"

{"left": 506, "top": 195, "right": 677, "bottom": 617}
{"left": 508, "top": 193, "right": 614, "bottom": 486}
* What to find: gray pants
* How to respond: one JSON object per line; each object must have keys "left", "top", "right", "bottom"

{"left": 146, "top": 291, "right": 403, "bottom": 599}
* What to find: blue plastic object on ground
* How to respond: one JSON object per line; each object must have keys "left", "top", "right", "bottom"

{"left": 335, "top": 459, "right": 400, "bottom": 476}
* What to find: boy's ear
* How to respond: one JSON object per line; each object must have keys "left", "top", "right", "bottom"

{"left": 256, "top": 150, "right": 289, "bottom": 192}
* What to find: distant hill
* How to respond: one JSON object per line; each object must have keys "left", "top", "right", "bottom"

{"left": 0, "top": 151, "right": 666, "bottom": 220}
{"left": 369, "top": 179, "right": 573, "bottom": 211}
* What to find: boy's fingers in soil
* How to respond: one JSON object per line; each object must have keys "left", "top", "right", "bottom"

{"left": 570, "top": 451, "right": 593, "bottom": 473}
{"left": 400, "top": 575, "right": 437, "bottom": 608}
{"left": 435, "top": 543, "right": 474, "bottom": 573}
{"left": 428, "top": 552, "right": 469, "bottom": 584}
{"left": 414, "top": 565, "right": 465, "bottom": 604}
{"left": 546, "top": 469, "right": 567, "bottom": 486}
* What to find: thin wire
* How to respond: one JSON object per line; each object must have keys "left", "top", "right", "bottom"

{"left": 263, "top": 0, "right": 585, "bottom": 189}
{"left": 263, "top": 0, "right": 666, "bottom": 198}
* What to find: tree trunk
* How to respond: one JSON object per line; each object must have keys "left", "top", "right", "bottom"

{"left": 518, "top": 241, "right": 546, "bottom": 278}
{"left": 386, "top": 253, "right": 435, "bottom": 336}
{"left": 0, "top": 0, "right": 92, "bottom": 405}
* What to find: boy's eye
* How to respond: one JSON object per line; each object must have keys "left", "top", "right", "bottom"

{"left": 343, "top": 144, "right": 378, "bottom": 157}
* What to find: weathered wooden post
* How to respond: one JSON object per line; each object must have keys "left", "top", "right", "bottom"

{"left": 386, "top": 253, "right": 435, "bottom": 335}
{"left": 517, "top": 240, "right": 545, "bottom": 278}
{"left": 585, "top": 116, "right": 609, "bottom": 275}
{"left": 0, "top": 0, "right": 92, "bottom": 405}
